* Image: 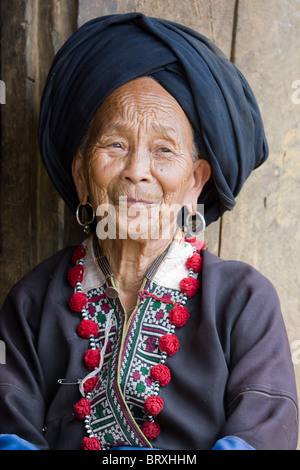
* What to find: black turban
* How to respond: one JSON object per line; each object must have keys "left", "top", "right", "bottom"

{"left": 38, "top": 12, "right": 268, "bottom": 226}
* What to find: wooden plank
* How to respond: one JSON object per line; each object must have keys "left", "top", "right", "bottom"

{"left": 0, "top": 0, "right": 34, "bottom": 301}
{"left": 25, "top": 0, "right": 60, "bottom": 266}
{"left": 221, "top": 0, "right": 300, "bottom": 332}
{"left": 219, "top": 0, "right": 300, "bottom": 442}
{"left": 78, "top": 0, "right": 237, "bottom": 254}
{"left": 0, "top": 0, "right": 81, "bottom": 307}
{"left": 78, "top": 0, "right": 236, "bottom": 53}
{"left": 48, "top": 0, "right": 84, "bottom": 250}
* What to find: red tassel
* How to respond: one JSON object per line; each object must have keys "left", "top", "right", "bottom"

{"left": 84, "top": 349, "right": 100, "bottom": 370}
{"left": 168, "top": 305, "right": 189, "bottom": 328}
{"left": 78, "top": 319, "right": 98, "bottom": 338}
{"left": 141, "top": 421, "right": 160, "bottom": 441}
{"left": 150, "top": 364, "right": 171, "bottom": 386}
{"left": 179, "top": 277, "right": 199, "bottom": 298}
{"left": 159, "top": 334, "right": 179, "bottom": 356}
{"left": 69, "top": 292, "right": 87, "bottom": 312}
{"left": 72, "top": 245, "right": 86, "bottom": 264}
{"left": 81, "top": 436, "right": 101, "bottom": 450}
{"left": 68, "top": 265, "right": 84, "bottom": 287}
{"left": 185, "top": 253, "right": 203, "bottom": 273}
{"left": 74, "top": 398, "right": 91, "bottom": 420}
{"left": 144, "top": 396, "right": 164, "bottom": 416}
{"left": 83, "top": 376, "right": 98, "bottom": 394}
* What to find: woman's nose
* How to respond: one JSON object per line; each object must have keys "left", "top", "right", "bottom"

{"left": 120, "top": 148, "right": 152, "bottom": 184}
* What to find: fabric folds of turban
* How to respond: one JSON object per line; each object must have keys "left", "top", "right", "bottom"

{"left": 38, "top": 12, "right": 268, "bottom": 226}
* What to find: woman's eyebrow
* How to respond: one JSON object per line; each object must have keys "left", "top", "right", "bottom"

{"left": 98, "top": 122, "right": 129, "bottom": 134}
{"left": 98, "top": 122, "right": 178, "bottom": 141}
{"left": 150, "top": 123, "right": 178, "bottom": 139}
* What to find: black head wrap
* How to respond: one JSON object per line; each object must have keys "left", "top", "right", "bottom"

{"left": 38, "top": 12, "right": 268, "bottom": 225}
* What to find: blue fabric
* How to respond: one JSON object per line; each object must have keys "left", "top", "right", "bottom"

{"left": 38, "top": 12, "right": 268, "bottom": 226}
{"left": 0, "top": 435, "right": 254, "bottom": 450}
{"left": 113, "top": 438, "right": 255, "bottom": 450}
{"left": 212, "top": 436, "right": 255, "bottom": 450}
{"left": 0, "top": 434, "right": 39, "bottom": 450}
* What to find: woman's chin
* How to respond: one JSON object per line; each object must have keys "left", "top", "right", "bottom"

{"left": 95, "top": 200, "right": 180, "bottom": 241}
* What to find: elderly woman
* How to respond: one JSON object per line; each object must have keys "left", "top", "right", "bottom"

{"left": 0, "top": 13, "right": 298, "bottom": 451}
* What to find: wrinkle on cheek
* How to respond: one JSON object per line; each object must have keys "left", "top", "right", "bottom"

{"left": 88, "top": 153, "right": 110, "bottom": 182}
{"left": 85, "top": 160, "right": 109, "bottom": 207}
{"left": 154, "top": 155, "right": 193, "bottom": 185}
{"left": 157, "top": 151, "right": 192, "bottom": 169}
{"left": 88, "top": 180, "right": 108, "bottom": 208}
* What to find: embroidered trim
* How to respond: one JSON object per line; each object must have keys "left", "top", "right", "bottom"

{"left": 68, "top": 235, "right": 205, "bottom": 450}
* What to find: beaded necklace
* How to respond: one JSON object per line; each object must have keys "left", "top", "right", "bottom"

{"left": 67, "top": 235, "right": 205, "bottom": 450}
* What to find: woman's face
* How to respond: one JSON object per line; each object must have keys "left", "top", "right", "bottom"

{"left": 73, "top": 77, "right": 210, "bottom": 240}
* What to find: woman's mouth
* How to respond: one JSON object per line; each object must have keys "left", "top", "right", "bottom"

{"left": 126, "top": 197, "right": 156, "bottom": 205}
{"left": 113, "top": 196, "right": 160, "bottom": 206}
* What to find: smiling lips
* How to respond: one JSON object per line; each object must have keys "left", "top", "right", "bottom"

{"left": 113, "top": 196, "right": 160, "bottom": 206}
{"left": 126, "top": 198, "right": 156, "bottom": 205}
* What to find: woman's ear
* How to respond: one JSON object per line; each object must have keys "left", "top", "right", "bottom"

{"left": 72, "top": 148, "right": 89, "bottom": 205}
{"left": 186, "top": 159, "right": 211, "bottom": 215}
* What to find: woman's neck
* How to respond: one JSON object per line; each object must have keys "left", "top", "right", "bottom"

{"left": 98, "top": 234, "right": 177, "bottom": 315}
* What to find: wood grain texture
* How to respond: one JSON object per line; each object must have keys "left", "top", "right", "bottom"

{"left": 0, "top": 1, "right": 34, "bottom": 293}
{"left": 0, "top": 0, "right": 81, "bottom": 306}
{"left": 221, "top": 0, "right": 300, "bottom": 337}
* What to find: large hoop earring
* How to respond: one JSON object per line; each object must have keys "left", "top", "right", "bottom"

{"left": 76, "top": 202, "right": 95, "bottom": 234}
{"left": 184, "top": 211, "right": 206, "bottom": 239}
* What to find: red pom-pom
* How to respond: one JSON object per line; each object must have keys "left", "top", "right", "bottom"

{"left": 179, "top": 276, "right": 199, "bottom": 298}
{"left": 185, "top": 253, "right": 203, "bottom": 273}
{"left": 83, "top": 376, "right": 98, "bottom": 394}
{"left": 68, "top": 265, "right": 84, "bottom": 287}
{"left": 72, "top": 245, "right": 86, "bottom": 264}
{"left": 144, "top": 396, "right": 164, "bottom": 416}
{"left": 185, "top": 237, "right": 196, "bottom": 243}
{"left": 159, "top": 334, "right": 179, "bottom": 356}
{"left": 84, "top": 349, "right": 100, "bottom": 370}
{"left": 69, "top": 292, "right": 87, "bottom": 312}
{"left": 81, "top": 436, "right": 101, "bottom": 450}
{"left": 141, "top": 421, "right": 160, "bottom": 441}
{"left": 150, "top": 364, "right": 171, "bottom": 386}
{"left": 185, "top": 238, "right": 206, "bottom": 252}
{"left": 78, "top": 319, "right": 98, "bottom": 338}
{"left": 74, "top": 398, "right": 91, "bottom": 420}
{"left": 168, "top": 305, "right": 189, "bottom": 327}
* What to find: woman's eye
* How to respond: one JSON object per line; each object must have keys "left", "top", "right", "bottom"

{"left": 153, "top": 147, "right": 174, "bottom": 159}
{"left": 109, "top": 142, "right": 122, "bottom": 148}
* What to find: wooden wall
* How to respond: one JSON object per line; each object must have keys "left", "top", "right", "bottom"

{"left": 0, "top": 0, "right": 82, "bottom": 297}
{"left": 1, "top": 0, "right": 299, "bottom": 445}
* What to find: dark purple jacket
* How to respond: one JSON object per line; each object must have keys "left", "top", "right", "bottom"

{"left": 0, "top": 247, "right": 298, "bottom": 449}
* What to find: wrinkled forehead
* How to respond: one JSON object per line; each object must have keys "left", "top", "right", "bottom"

{"left": 87, "top": 77, "right": 194, "bottom": 143}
